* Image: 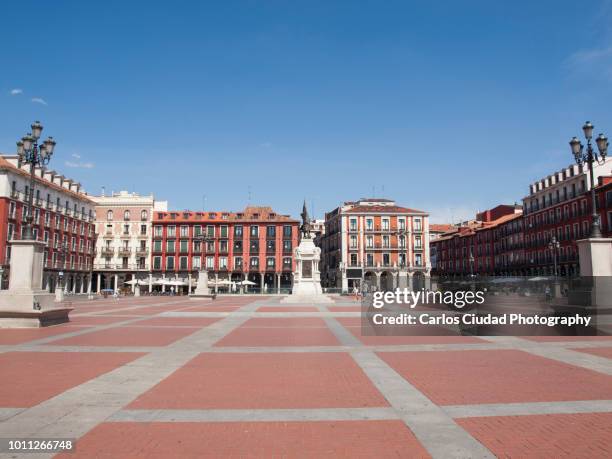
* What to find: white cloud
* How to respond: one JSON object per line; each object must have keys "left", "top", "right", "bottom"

{"left": 65, "top": 160, "right": 94, "bottom": 169}
{"left": 31, "top": 97, "right": 48, "bottom": 105}
{"left": 565, "top": 46, "right": 612, "bottom": 80}
{"left": 10, "top": 88, "right": 22, "bottom": 95}
{"left": 71, "top": 153, "right": 81, "bottom": 159}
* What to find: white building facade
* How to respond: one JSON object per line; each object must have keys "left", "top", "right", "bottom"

{"left": 91, "top": 191, "right": 167, "bottom": 293}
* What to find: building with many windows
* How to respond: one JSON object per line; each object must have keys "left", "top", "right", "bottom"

{"left": 91, "top": 191, "right": 167, "bottom": 293}
{"left": 0, "top": 155, "right": 96, "bottom": 293}
{"left": 320, "top": 198, "right": 430, "bottom": 292}
{"left": 151, "top": 206, "right": 299, "bottom": 293}
{"left": 431, "top": 205, "right": 523, "bottom": 277}
{"left": 522, "top": 159, "right": 611, "bottom": 276}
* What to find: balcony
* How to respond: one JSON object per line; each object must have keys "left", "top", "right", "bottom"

{"left": 136, "top": 247, "right": 148, "bottom": 256}
{"left": 118, "top": 248, "right": 131, "bottom": 256}
{"left": 101, "top": 248, "right": 114, "bottom": 256}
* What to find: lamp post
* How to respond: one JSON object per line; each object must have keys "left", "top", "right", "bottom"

{"left": 569, "top": 121, "right": 608, "bottom": 238}
{"left": 548, "top": 236, "right": 560, "bottom": 277}
{"left": 469, "top": 251, "right": 475, "bottom": 277}
{"left": 16, "top": 121, "right": 56, "bottom": 241}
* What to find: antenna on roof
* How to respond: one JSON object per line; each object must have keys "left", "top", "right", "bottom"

{"left": 101, "top": 186, "right": 105, "bottom": 197}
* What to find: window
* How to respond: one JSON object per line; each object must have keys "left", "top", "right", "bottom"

{"left": 382, "top": 219, "right": 390, "bottom": 231}
{"left": 207, "top": 225, "right": 215, "bottom": 238}
{"left": 266, "top": 240, "right": 275, "bottom": 252}
{"left": 166, "top": 239, "right": 175, "bottom": 253}
{"left": 366, "top": 253, "right": 374, "bottom": 266}
{"left": 206, "top": 256, "right": 214, "bottom": 269}
{"left": 123, "top": 224, "right": 130, "bottom": 235}
{"left": 220, "top": 225, "right": 228, "bottom": 238}
{"left": 250, "top": 257, "right": 259, "bottom": 268}
{"left": 124, "top": 210, "right": 130, "bottom": 221}
{"left": 180, "top": 226, "right": 189, "bottom": 237}
{"left": 266, "top": 257, "right": 275, "bottom": 268}
{"left": 154, "top": 226, "right": 162, "bottom": 237}
{"left": 179, "top": 256, "right": 188, "bottom": 270}
{"left": 382, "top": 253, "right": 390, "bottom": 266}
{"left": 193, "top": 256, "right": 201, "bottom": 269}
{"left": 167, "top": 226, "right": 176, "bottom": 237}
{"left": 220, "top": 240, "right": 228, "bottom": 252}
{"left": 266, "top": 226, "right": 276, "bottom": 238}
{"left": 250, "top": 226, "right": 259, "bottom": 237}
{"left": 350, "top": 253, "right": 357, "bottom": 266}
{"left": 180, "top": 240, "right": 189, "bottom": 253}
{"left": 398, "top": 218, "right": 405, "bottom": 230}
{"left": 283, "top": 240, "right": 292, "bottom": 252}
{"left": 234, "top": 225, "right": 243, "bottom": 237}
{"left": 366, "top": 218, "right": 373, "bottom": 231}
{"left": 141, "top": 210, "right": 148, "bottom": 221}
{"left": 283, "top": 225, "right": 292, "bottom": 237}
{"left": 234, "top": 256, "right": 243, "bottom": 268}
{"left": 107, "top": 210, "right": 113, "bottom": 221}
{"left": 349, "top": 218, "right": 357, "bottom": 231}
{"left": 283, "top": 257, "right": 292, "bottom": 269}
{"left": 415, "top": 235, "right": 422, "bottom": 249}
{"left": 414, "top": 218, "right": 422, "bottom": 231}
{"left": 415, "top": 254, "right": 422, "bottom": 266}
{"left": 399, "top": 235, "right": 406, "bottom": 248}
{"left": 219, "top": 257, "right": 228, "bottom": 269}
{"left": 153, "top": 240, "right": 162, "bottom": 252}
{"left": 366, "top": 235, "right": 373, "bottom": 248}
{"left": 382, "top": 235, "right": 390, "bottom": 248}
{"left": 350, "top": 235, "right": 357, "bottom": 248}
{"left": 166, "top": 256, "right": 175, "bottom": 270}
{"left": 140, "top": 224, "right": 147, "bottom": 235}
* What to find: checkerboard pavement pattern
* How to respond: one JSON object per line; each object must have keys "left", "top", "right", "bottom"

{"left": 0, "top": 294, "right": 611, "bottom": 458}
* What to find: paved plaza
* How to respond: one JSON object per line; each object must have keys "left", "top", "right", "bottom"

{"left": 0, "top": 295, "right": 611, "bottom": 458}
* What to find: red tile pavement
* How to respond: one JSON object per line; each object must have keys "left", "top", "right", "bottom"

{"left": 328, "top": 306, "right": 363, "bottom": 312}
{"left": 215, "top": 326, "right": 340, "bottom": 347}
{"left": 112, "top": 306, "right": 195, "bottom": 316}
{"left": 48, "top": 326, "right": 200, "bottom": 347}
{"left": 180, "top": 306, "right": 242, "bottom": 312}
{"left": 0, "top": 325, "right": 92, "bottom": 345}
{"left": 572, "top": 347, "right": 612, "bottom": 359}
{"left": 345, "top": 326, "right": 484, "bottom": 345}
{"left": 57, "top": 421, "right": 430, "bottom": 459}
{"left": 256, "top": 306, "right": 319, "bottom": 312}
{"left": 0, "top": 352, "right": 143, "bottom": 407}
{"left": 129, "top": 353, "right": 387, "bottom": 409}
{"left": 129, "top": 317, "right": 222, "bottom": 327}
{"left": 523, "top": 335, "right": 612, "bottom": 342}
{"left": 458, "top": 412, "right": 612, "bottom": 458}
{"left": 68, "top": 316, "right": 133, "bottom": 326}
{"left": 242, "top": 317, "right": 328, "bottom": 328}
{"left": 378, "top": 349, "right": 612, "bottom": 405}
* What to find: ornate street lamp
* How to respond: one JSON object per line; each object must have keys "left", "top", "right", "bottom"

{"left": 548, "top": 236, "right": 560, "bottom": 277}
{"left": 569, "top": 121, "right": 608, "bottom": 238}
{"left": 16, "top": 121, "right": 56, "bottom": 240}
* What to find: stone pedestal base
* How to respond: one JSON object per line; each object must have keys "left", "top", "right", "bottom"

{"left": 0, "top": 291, "right": 72, "bottom": 328}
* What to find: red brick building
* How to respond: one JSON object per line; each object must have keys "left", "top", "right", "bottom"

{"left": 151, "top": 206, "right": 299, "bottom": 293}
{"left": 0, "top": 155, "right": 96, "bottom": 293}
{"left": 432, "top": 205, "right": 524, "bottom": 277}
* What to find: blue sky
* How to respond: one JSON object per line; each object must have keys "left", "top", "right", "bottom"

{"left": 2, "top": 0, "right": 612, "bottom": 222}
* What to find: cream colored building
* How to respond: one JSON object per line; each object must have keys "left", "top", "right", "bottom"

{"left": 91, "top": 191, "right": 167, "bottom": 293}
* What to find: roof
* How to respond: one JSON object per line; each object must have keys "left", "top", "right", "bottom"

{"left": 0, "top": 156, "right": 94, "bottom": 204}
{"left": 344, "top": 205, "right": 427, "bottom": 215}
{"left": 154, "top": 205, "right": 299, "bottom": 223}
{"left": 430, "top": 223, "right": 455, "bottom": 233}
{"left": 432, "top": 212, "right": 522, "bottom": 243}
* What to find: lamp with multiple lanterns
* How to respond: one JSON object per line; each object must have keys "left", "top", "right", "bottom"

{"left": 15, "top": 121, "right": 56, "bottom": 241}
{"left": 569, "top": 121, "right": 608, "bottom": 238}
